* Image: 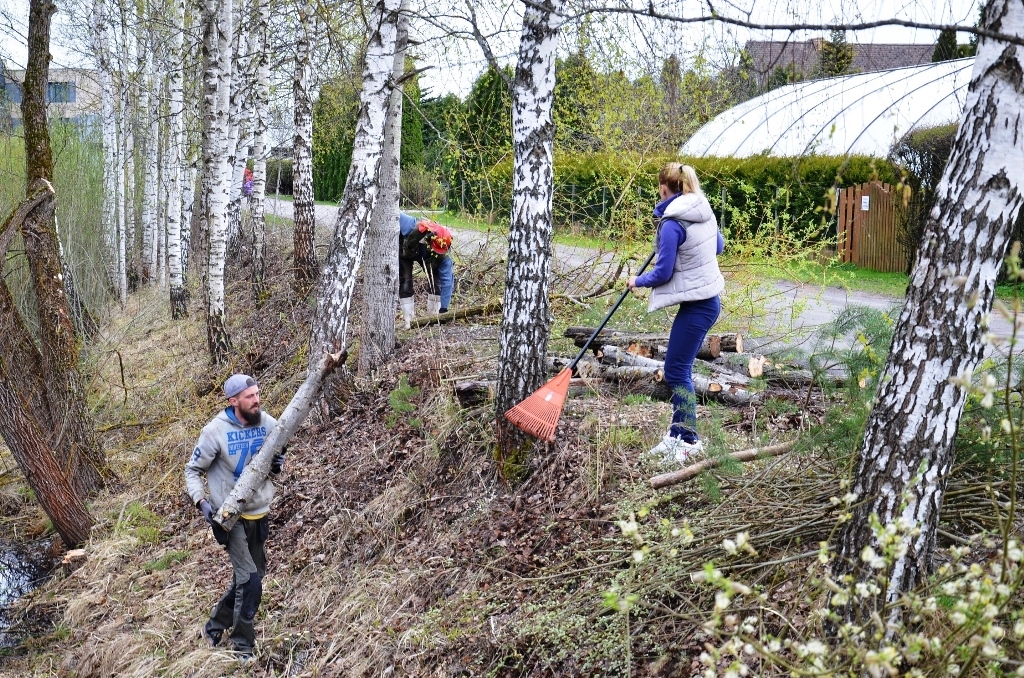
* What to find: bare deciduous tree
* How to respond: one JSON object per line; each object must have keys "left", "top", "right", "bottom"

{"left": 831, "top": 0, "right": 1024, "bottom": 620}
{"left": 292, "top": 0, "right": 318, "bottom": 291}
{"left": 495, "top": 0, "right": 563, "bottom": 453}
{"left": 357, "top": 5, "right": 407, "bottom": 377}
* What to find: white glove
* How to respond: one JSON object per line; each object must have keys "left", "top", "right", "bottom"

{"left": 400, "top": 297, "right": 415, "bottom": 329}
{"left": 427, "top": 294, "right": 441, "bottom": 316}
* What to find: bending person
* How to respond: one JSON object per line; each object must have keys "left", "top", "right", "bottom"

{"left": 398, "top": 212, "right": 454, "bottom": 328}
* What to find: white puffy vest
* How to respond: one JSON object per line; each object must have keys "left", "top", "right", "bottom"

{"left": 648, "top": 192, "right": 725, "bottom": 312}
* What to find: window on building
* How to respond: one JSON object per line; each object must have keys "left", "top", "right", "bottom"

{"left": 4, "top": 80, "right": 21, "bottom": 104}
{"left": 46, "top": 81, "right": 75, "bottom": 103}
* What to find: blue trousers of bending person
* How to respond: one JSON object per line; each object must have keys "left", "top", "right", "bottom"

{"left": 663, "top": 295, "right": 721, "bottom": 443}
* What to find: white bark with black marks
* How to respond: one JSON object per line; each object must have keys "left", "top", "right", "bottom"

{"left": 92, "top": 0, "right": 121, "bottom": 304}
{"left": 357, "top": 6, "right": 407, "bottom": 377}
{"left": 167, "top": 0, "right": 186, "bottom": 318}
{"left": 141, "top": 39, "right": 159, "bottom": 285}
{"left": 291, "top": 0, "right": 317, "bottom": 288}
{"left": 833, "top": 0, "right": 1024, "bottom": 618}
{"left": 308, "top": 0, "right": 402, "bottom": 370}
{"left": 248, "top": 0, "right": 269, "bottom": 289}
{"left": 201, "top": 0, "right": 234, "bottom": 361}
{"left": 495, "top": 0, "right": 563, "bottom": 425}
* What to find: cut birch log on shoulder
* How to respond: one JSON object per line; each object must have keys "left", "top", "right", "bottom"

{"left": 410, "top": 301, "right": 502, "bottom": 328}
{"left": 216, "top": 350, "right": 345, "bottom": 530}
{"left": 649, "top": 440, "right": 797, "bottom": 489}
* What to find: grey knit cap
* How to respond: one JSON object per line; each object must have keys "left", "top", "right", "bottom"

{"left": 224, "top": 374, "right": 257, "bottom": 399}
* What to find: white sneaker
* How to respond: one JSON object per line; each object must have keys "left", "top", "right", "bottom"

{"left": 648, "top": 435, "right": 704, "bottom": 465}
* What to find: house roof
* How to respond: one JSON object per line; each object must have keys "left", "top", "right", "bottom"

{"left": 745, "top": 40, "right": 936, "bottom": 78}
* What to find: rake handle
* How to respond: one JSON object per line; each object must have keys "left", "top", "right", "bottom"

{"left": 567, "top": 250, "right": 657, "bottom": 371}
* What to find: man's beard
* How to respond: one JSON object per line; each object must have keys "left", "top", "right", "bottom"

{"left": 239, "top": 405, "right": 261, "bottom": 426}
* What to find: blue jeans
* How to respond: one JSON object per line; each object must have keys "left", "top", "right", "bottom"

{"left": 664, "top": 296, "right": 721, "bottom": 443}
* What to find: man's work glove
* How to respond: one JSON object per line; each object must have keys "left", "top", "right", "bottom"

{"left": 198, "top": 499, "right": 215, "bottom": 525}
{"left": 271, "top": 451, "right": 286, "bottom": 474}
{"left": 427, "top": 294, "right": 441, "bottom": 316}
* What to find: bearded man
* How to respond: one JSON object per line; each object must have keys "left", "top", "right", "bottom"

{"left": 185, "top": 373, "right": 284, "bottom": 659}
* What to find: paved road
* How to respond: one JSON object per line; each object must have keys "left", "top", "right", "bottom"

{"left": 265, "top": 198, "right": 1014, "bottom": 355}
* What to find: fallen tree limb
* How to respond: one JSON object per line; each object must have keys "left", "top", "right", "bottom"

{"left": 650, "top": 440, "right": 798, "bottom": 489}
{"left": 600, "top": 346, "right": 761, "bottom": 406}
{"left": 411, "top": 301, "right": 502, "bottom": 328}
{"left": 566, "top": 327, "right": 735, "bottom": 359}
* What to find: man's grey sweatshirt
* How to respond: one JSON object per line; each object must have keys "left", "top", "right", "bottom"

{"left": 185, "top": 408, "right": 279, "bottom": 516}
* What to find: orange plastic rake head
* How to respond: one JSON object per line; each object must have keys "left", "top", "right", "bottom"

{"left": 503, "top": 250, "right": 657, "bottom": 442}
{"left": 503, "top": 368, "right": 571, "bottom": 442}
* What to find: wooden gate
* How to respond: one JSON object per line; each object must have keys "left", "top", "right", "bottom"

{"left": 837, "top": 181, "right": 908, "bottom": 273}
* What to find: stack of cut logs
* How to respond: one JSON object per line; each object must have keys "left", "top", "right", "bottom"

{"left": 453, "top": 327, "right": 829, "bottom": 408}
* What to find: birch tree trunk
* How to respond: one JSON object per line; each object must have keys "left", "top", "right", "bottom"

{"left": 220, "top": 0, "right": 400, "bottom": 527}
{"left": 307, "top": 0, "right": 401, "bottom": 372}
{"left": 248, "top": 0, "right": 269, "bottom": 296}
{"left": 356, "top": 7, "right": 406, "bottom": 377}
{"left": 140, "top": 45, "right": 158, "bottom": 285}
{"left": 225, "top": 3, "right": 250, "bottom": 265}
{"left": 181, "top": 155, "right": 196, "bottom": 280}
{"left": 114, "top": 90, "right": 127, "bottom": 303}
{"left": 157, "top": 95, "right": 167, "bottom": 289}
{"left": 832, "top": 0, "right": 1024, "bottom": 620}
{"left": 291, "top": 0, "right": 318, "bottom": 291}
{"left": 495, "top": 0, "right": 562, "bottom": 452}
{"left": 167, "top": 0, "right": 187, "bottom": 318}
{"left": 93, "top": 0, "right": 121, "bottom": 304}
{"left": 201, "top": 0, "right": 234, "bottom": 362}
{"left": 122, "top": 70, "right": 137, "bottom": 289}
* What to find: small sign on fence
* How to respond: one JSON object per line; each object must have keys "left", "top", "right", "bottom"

{"left": 861, "top": 196, "right": 870, "bottom": 211}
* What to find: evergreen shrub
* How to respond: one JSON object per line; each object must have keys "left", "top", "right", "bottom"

{"left": 265, "top": 158, "right": 293, "bottom": 196}
{"left": 470, "top": 152, "right": 901, "bottom": 242}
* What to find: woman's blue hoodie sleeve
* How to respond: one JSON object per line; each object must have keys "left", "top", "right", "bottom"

{"left": 634, "top": 220, "right": 683, "bottom": 288}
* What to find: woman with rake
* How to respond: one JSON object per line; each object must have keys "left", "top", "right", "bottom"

{"left": 627, "top": 163, "right": 725, "bottom": 464}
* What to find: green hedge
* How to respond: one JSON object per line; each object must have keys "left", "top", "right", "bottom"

{"left": 457, "top": 152, "right": 901, "bottom": 242}
{"left": 265, "top": 158, "right": 293, "bottom": 195}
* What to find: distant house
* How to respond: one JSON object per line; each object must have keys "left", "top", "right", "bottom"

{"left": 1, "top": 68, "right": 101, "bottom": 130}
{"left": 744, "top": 40, "right": 935, "bottom": 89}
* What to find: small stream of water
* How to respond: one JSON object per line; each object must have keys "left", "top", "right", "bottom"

{"left": 0, "top": 540, "right": 48, "bottom": 649}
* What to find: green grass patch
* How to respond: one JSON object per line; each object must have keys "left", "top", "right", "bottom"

{"left": 144, "top": 550, "right": 190, "bottom": 572}
{"left": 115, "top": 501, "right": 166, "bottom": 544}
{"left": 387, "top": 375, "right": 421, "bottom": 429}
{"left": 736, "top": 257, "right": 909, "bottom": 297}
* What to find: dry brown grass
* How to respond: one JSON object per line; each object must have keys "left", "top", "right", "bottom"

{"left": 0, "top": 238, "right": 868, "bottom": 678}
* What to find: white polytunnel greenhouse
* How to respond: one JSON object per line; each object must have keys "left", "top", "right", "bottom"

{"left": 680, "top": 58, "right": 975, "bottom": 158}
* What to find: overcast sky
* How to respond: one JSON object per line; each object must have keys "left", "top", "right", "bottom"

{"left": 1, "top": 0, "right": 981, "bottom": 97}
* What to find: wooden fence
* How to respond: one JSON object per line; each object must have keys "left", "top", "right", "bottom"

{"left": 837, "top": 181, "right": 908, "bottom": 274}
